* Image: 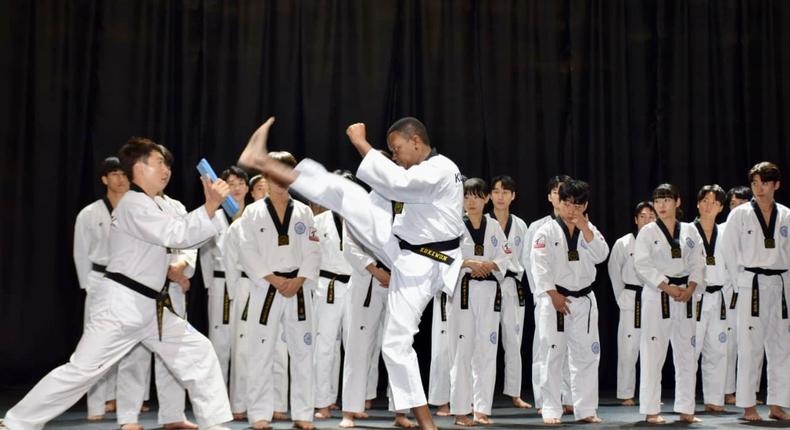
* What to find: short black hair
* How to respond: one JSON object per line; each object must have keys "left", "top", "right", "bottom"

{"left": 748, "top": 161, "right": 781, "bottom": 183}
{"left": 726, "top": 185, "right": 752, "bottom": 204}
{"left": 249, "top": 174, "right": 265, "bottom": 187}
{"left": 491, "top": 175, "right": 516, "bottom": 192}
{"left": 696, "top": 184, "right": 726, "bottom": 206}
{"left": 547, "top": 174, "right": 572, "bottom": 194}
{"left": 387, "top": 117, "right": 431, "bottom": 147}
{"left": 652, "top": 183, "right": 680, "bottom": 201}
{"left": 221, "top": 165, "right": 249, "bottom": 183}
{"left": 118, "top": 137, "right": 164, "bottom": 181}
{"left": 634, "top": 201, "right": 657, "bottom": 218}
{"left": 99, "top": 156, "right": 123, "bottom": 177}
{"left": 558, "top": 179, "right": 590, "bottom": 204}
{"left": 464, "top": 177, "right": 490, "bottom": 198}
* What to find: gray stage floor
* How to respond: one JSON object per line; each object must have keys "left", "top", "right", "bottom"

{"left": 2, "top": 394, "right": 789, "bottom": 430}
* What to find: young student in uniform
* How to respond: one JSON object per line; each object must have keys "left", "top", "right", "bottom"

{"left": 525, "top": 174, "right": 573, "bottom": 413}
{"left": 608, "top": 201, "right": 656, "bottom": 406}
{"left": 237, "top": 151, "right": 320, "bottom": 430}
{"left": 692, "top": 185, "right": 731, "bottom": 413}
{"left": 448, "top": 178, "right": 510, "bottom": 426}
{"left": 73, "top": 156, "right": 129, "bottom": 421}
{"left": 720, "top": 162, "right": 790, "bottom": 422}
{"left": 722, "top": 185, "right": 753, "bottom": 406}
{"left": 250, "top": 174, "right": 269, "bottom": 201}
{"left": 488, "top": 175, "right": 532, "bottom": 409}
{"left": 1, "top": 137, "right": 234, "bottom": 430}
{"left": 634, "top": 183, "right": 705, "bottom": 424}
{"left": 530, "top": 179, "right": 608, "bottom": 425}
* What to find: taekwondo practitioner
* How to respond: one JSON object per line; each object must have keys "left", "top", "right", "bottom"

{"left": 530, "top": 179, "right": 608, "bottom": 425}
{"left": 634, "top": 183, "right": 704, "bottom": 424}
{"left": 448, "top": 178, "right": 510, "bottom": 426}
{"left": 250, "top": 174, "right": 269, "bottom": 201}
{"left": 607, "top": 201, "right": 656, "bottom": 406}
{"left": 488, "top": 175, "right": 532, "bottom": 409}
{"left": 720, "top": 162, "right": 790, "bottom": 422}
{"left": 73, "top": 156, "right": 129, "bottom": 420}
{"left": 1, "top": 137, "right": 234, "bottom": 430}
{"left": 722, "top": 185, "right": 754, "bottom": 406}
{"left": 692, "top": 185, "right": 731, "bottom": 412}
{"left": 237, "top": 116, "right": 464, "bottom": 430}
{"left": 525, "top": 174, "right": 573, "bottom": 413}
{"left": 237, "top": 150, "right": 320, "bottom": 430}
{"left": 199, "top": 166, "right": 249, "bottom": 385}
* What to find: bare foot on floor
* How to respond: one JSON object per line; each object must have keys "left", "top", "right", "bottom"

{"left": 455, "top": 415, "right": 476, "bottom": 426}
{"left": 121, "top": 424, "right": 144, "bottom": 430}
{"left": 645, "top": 414, "right": 666, "bottom": 424}
{"left": 473, "top": 413, "right": 493, "bottom": 425}
{"left": 679, "top": 414, "right": 701, "bottom": 423}
{"left": 394, "top": 414, "right": 416, "bottom": 428}
{"left": 621, "top": 398, "right": 636, "bottom": 406}
{"left": 742, "top": 406, "right": 762, "bottom": 422}
{"left": 339, "top": 416, "right": 355, "bottom": 428}
{"left": 511, "top": 397, "right": 532, "bottom": 409}
{"left": 272, "top": 411, "right": 288, "bottom": 421}
{"left": 330, "top": 403, "right": 340, "bottom": 410}
{"left": 724, "top": 393, "right": 736, "bottom": 405}
{"left": 768, "top": 406, "right": 790, "bottom": 421}
{"left": 252, "top": 419, "right": 271, "bottom": 429}
{"left": 353, "top": 411, "right": 368, "bottom": 419}
{"left": 436, "top": 404, "right": 451, "bottom": 417}
{"left": 542, "top": 417, "right": 562, "bottom": 425}
{"left": 314, "top": 407, "right": 331, "bottom": 419}
{"left": 294, "top": 420, "right": 316, "bottom": 430}
{"left": 86, "top": 415, "right": 104, "bottom": 421}
{"left": 163, "top": 420, "right": 199, "bottom": 429}
{"left": 580, "top": 415, "right": 602, "bottom": 423}
{"left": 704, "top": 404, "right": 725, "bottom": 413}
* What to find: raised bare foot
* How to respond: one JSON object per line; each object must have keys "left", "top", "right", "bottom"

{"left": 232, "top": 412, "right": 246, "bottom": 421}
{"left": 272, "top": 411, "right": 289, "bottom": 421}
{"left": 238, "top": 117, "right": 276, "bottom": 171}
{"left": 679, "top": 414, "right": 701, "bottom": 423}
{"left": 563, "top": 404, "right": 574, "bottom": 414}
{"left": 120, "top": 424, "right": 144, "bottom": 430}
{"left": 436, "top": 404, "right": 451, "bottom": 417}
{"left": 511, "top": 397, "right": 532, "bottom": 409}
{"left": 394, "top": 414, "right": 416, "bottom": 428}
{"left": 314, "top": 407, "right": 331, "bottom": 419}
{"left": 455, "top": 415, "right": 476, "bottom": 426}
{"left": 86, "top": 415, "right": 104, "bottom": 421}
{"left": 768, "top": 406, "right": 790, "bottom": 420}
{"left": 645, "top": 414, "right": 666, "bottom": 424}
{"left": 580, "top": 415, "right": 602, "bottom": 423}
{"left": 105, "top": 399, "right": 117, "bottom": 413}
{"left": 621, "top": 398, "right": 636, "bottom": 406}
{"left": 163, "top": 420, "right": 199, "bottom": 429}
{"left": 294, "top": 420, "right": 316, "bottom": 430}
{"left": 542, "top": 417, "right": 562, "bottom": 425}
{"left": 724, "top": 393, "right": 736, "bottom": 405}
{"left": 251, "top": 419, "right": 271, "bottom": 429}
{"left": 742, "top": 406, "right": 762, "bottom": 421}
{"left": 704, "top": 404, "right": 725, "bottom": 413}
{"left": 473, "top": 413, "right": 493, "bottom": 425}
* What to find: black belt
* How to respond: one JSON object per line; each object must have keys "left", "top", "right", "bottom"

{"left": 661, "top": 275, "right": 692, "bottom": 319}
{"left": 213, "top": 270, "right": 249, "bottom": 323}
{"left": 396, "top": 236, "right": 460, "bottom": 265}
{"left": 505, "top": 270, "right": 526, "bottom": 307}
{"left": 364, "top": 261, "right": 390, "bottom": 308}
{"left": 697, "top": 285, "right": 727, "bottom": 321}
{"left": 320, "top": 270, "right": 351, "bottom": 304}
{"left": 460, "top": 273, "right": 501, "bottom": 312}
{"left": 744, "top": 267, "right": 788, "bottom": 319}
{"left": 260, "top": 269, "right": 305, "bottom": 325}
{"left": 212, "top": 270, "right": 250, "bottom": 279}
{"left": 92, "top": 263, "right": 107, "bottom": 273}
{"left": 624, "top": 284, "right": 643, "bottom": 328}
{"left": 555, "top": 285, "right": 593, "bottom": 333}
{"left": 105, "top": 271, "right": 175, "bottom": 341}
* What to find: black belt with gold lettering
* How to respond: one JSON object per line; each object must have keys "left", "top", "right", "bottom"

{"left": 624, "top": 284, "right": 643, "bottom": 328}
{"left": 661, "top": 275, "right": 691, "bottom": 319}
{"left": 260, "top": 269, "right": 303, "bottom": 325}
{"left": 396, "top": 236, "right": 460, "bottom": 265}
{"left": 319, "top": 270, "right": 351, "bottom": 304}
{"left": 696, "top": 285, "right": 727, "bottom": 321}
{"left": 505, "top": 270, "right": 526, "bottom": 307}
{"left": 91, "top": 263, "right": 107, "bottom": 273}
{"left": 459, "top": 273, "right": 501, "bottom": 312}
{"left": 744, "top": 267, "right": 787, "bottom": 319}
{"left": 105, "top": 271, "right": 175, "bottom": 341}
{"left": 555, "top": 285, "right": 593, "bottom": 333}
{"left": 364, "top": 261, "right": 390, "bottom": 308}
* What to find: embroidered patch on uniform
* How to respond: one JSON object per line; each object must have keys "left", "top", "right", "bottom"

{"left": 489, "top": 331, "right": 498, "bottom": 344}
{"left": 309, "top": 227, "right": 320, "bottom": 242}
{"left": 533, "top": 238, "right": 546, "bottom": 249}
{"left": 781, "top": 226, "right": 789, "bottom": 238}
{"left": 503, "top": 243, "right": 513, "bottom": 254}
{"left": 591, "top": 342, "right": 600, "bottom": 354}
{"left": 295, "top": 222, "right": 306, "bottom": 234}
{"left": 303, "top": 332, "right": 312, "bottom": 345}
{"left": 690, "top": 335, "right": 696, "bottom": 347}
{"left": 718, "top": 332, "right": 727, "bottom": 343}
{"left": 491, "top": 236, "right": 498, "bottom": 247}
{"left": 515, "top": 236, "right": 521, "bottom": 247}
{"left": 686, "top": 237, "right": 695, "bottom": 248}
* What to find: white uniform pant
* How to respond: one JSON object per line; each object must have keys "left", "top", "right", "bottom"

{"left": 2, "top": 282, "right": 232, "bottom": 430}
{"left": 342, "top": 274, "right": 387, "bottom": 413}
{"left": 428, "top": 293, "right": 451, "bottom": 406}
{"left": 229, "top": 279, "right": 250, "bottom": 413}
{"left": 500, "top": 278, "right": 526, "bottom": 398}
{"left": 448, "top": 280, "right": 500, "bottom": 416}
{"left": 724, "top": 288, "right": 738, "bottom": 394}
{"left": 531, "top": 301, "right": 572, "bottom": 409}
{"left": 638, "top": 297, "right": 697, "bottom": 415}
{"left": 616, "top": 308, "right": 640, "bottom": 400}
{"left": 536, "top": 294, "right": 599, "bottom": 420}
{"left": 83, "top": 286, "right": 118, "bottom": 417}
{"left": 735, "top": 276, "right": 790, "bottom": 408}
{"left": 247, "top": 284, "right": 314, "bottom": 423}
{"left": 313, "top": 277, "right": 350, "bottom": 408}
{"left": 367, "top": 311, "right": 384, "bottom": 401}
{"left": 116, "top": 283, "right": 188, "bottom": 425}
{"left": 208, "top": 277, "right": 233, "bottom": 385}
{"left": 694, "top": 290, "right": 729, "bottom": 406}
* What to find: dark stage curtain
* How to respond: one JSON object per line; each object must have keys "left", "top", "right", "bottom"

{"left": 1, "top": 0, "right": 789, "bottom": 396}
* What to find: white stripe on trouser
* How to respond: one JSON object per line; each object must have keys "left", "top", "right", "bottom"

{"left": 500, "top": 278, "right": 525, "bottom": 398}
{"left": 313, "top": 277, "right": 349, "bottom": 408}
{"left": 2, "top": 282, "right": 232, "bottom": 430}
{"left": 694, "top": 292, "right": 729, "bottom": 406}
{"left": 638, "top": 298, "right": 697, "bottom": 415}
{"left": 616, "top": 308, "right": 640, "bottom": 400}
{"left": 208, "top": 278, "right": 233, "bottom": 385}
{"left": 83, "top": 289, "right": 118, "bottom": 417}
{"left": 428, "top": 294, "right": 451, "bottom": 406}
{"left": 536, "top": 294, "right": 599, "bottom": 420}
{"left": 735, "top": 280, "right": 790, "bottom": 408}
{"left": 246, "top": 285, "right": 314, "bottom": 424}
{"left": 342, "top": 275, "right": 387, "bottom": 413}
{"left": 448, "top": 280, "right": 500, "bottom": 415}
